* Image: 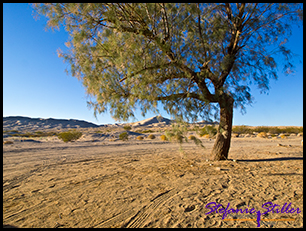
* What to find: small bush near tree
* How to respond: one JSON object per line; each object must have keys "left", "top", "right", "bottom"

{"left": 199, "top": 125, "right": 217, "bottom": 137}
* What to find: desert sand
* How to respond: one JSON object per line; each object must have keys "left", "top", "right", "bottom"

{"left": 3, "top": 116, "right": 303, "bottom": 228}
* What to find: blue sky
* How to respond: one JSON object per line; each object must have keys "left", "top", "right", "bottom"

{"left": 3, "top": 3, "right": 303, "bottom": 126}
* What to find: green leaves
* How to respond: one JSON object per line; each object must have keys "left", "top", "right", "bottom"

{"left": 32, "top": 3, "right": 302, "bottom": 122}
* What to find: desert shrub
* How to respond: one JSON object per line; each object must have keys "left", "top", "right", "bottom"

{"left": 202, "top": 134, "right": 210, "bottom": 139}
{"left": 12, "top": 131, "right": 58, "bottom": 138}
{"left": 165, "top": 122, "right": 204, "bottom": 156}
{"left": 3, "top": 140, "right": 14, "bottom": 144}
{"left": 142, "top": 130, "right": 154, "bottom": 133}
{"left": 3, "top": 130, "right": 19, "bottom": 133}
{"left": 95, "top": 130, "right": 104, "bottom": 133}
{"left": 232, "top": 133, "right": 239, "bottom": 137}
{"left": 266, "top": 127, "right": 281, "bottom": 134}
{"left": 148, "top": 134, "right": 156, "bottom": 139}
{"left": 188, "top": 135, "right": 196, "bottom": 140}
{"left": 160, "top": 134, "right": 168, "bottom": 141}
{"left": 136, "top": 136, "right": 144, "bottom": 140}
{"left": 232, "top": 125, "right": 252, "bottom": 134}
{"left": 119, "top": 132, "right": 128, "bottom": 141}
{"left": 257, "top": 132, "right": 268, "bottom": 138}
{"left": 282, "top": 126, "right": 303, "bottom": 134}
{"left": 199, "top": 125, "right": 217, "bottom": 137}
{"left": 279, "top": 134, "right": 287, "bottom": 139}
{"left": 253, "top": 126, "right": 303, "bottom": 134}
{"left": 58, "top": 130, "right": 82, "bottom": 142}
{"left": 123, "top": 125, "right": 132, "bottom": 131}
{"left": 254, "top": 126, "right": 271, "bottom": 133}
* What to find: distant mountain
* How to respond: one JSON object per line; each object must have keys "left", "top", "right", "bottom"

{"left": 131, "top": 116, "right": 173, "bottom": 127}
{"left": 3, "top": 116, "right": 100, "bottom": 131}
{"left": 3, "top": 115, "right": 217, "bottom": 132}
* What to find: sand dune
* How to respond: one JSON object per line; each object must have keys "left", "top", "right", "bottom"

{"left": 3, "top": 116, "right": 100, "bottom": 132}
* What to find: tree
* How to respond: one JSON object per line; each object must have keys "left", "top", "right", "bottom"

{"left": 33, "top": 3, "right": 303, "bottom": 160}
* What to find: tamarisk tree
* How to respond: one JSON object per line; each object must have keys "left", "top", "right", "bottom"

{"left": 33, "top": 3, "right": 302, "bottom": 160}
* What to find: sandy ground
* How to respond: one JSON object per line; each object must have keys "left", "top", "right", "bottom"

{"left": 3, "top": 134, "right": 303, "bottom": 228}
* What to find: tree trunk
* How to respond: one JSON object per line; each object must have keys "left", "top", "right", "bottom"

{"left": 210, "top": 93, "right": 234, "bottom": 161}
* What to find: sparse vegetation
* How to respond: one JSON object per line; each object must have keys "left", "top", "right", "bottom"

{"left": 232, "top": 126, "right": 303, "bottom": 135}
{"left": 160, "top": 134, "right": 168, "bottom": 141}
{"left": 199, "top": 125, "right": 217, "bottom": 137}
{"left": 3, "top": 140, "right": 14, "bottom": 145}
{"left": 136, "top": 136, "right": 144, "bottom": 140}
{"left": 123, "top": 125, "right": 132, "bottom": 131}
{"left": 257, "top": 132, "right": 268, "bottom": 138}
{"left": 8, "top": 131, "right": 58, "bottom": 138}
{"left": 147, "top": 134, "right": 156, "bottom": 139}
{"left": 57, "top": 130, "right": 82, "bottom": 142}
{"left": 141, "top": 130, "right": 155, "bottom": 133}
{"left": 119, "top": 132, "right": 128, "bottom": 141}
{"left": 188, "top": 135, "right": 196, "bottom": 140}
{"left": 232, "top": 126, "right": 253, "bottom": 134}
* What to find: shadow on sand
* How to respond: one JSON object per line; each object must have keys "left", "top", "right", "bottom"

{"left": 3, "top": 224, "right": 18, "bottom": 228}
{"left": 237, "top": 156, "right": 303, "bottom": 162}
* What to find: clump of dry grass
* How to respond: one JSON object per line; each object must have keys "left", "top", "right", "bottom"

{"left": 136, "top": 136, "right": 144, "bottom": 140}
{"left": 147, "top": 134, "right": 156, "bottom": 139}
{"left": 160, "top": 134, "right": 168, "bottom": 141}
{"left": 188, "top": 135, "right": 196, "bottom": 140}
{"left": 3, "top": 140, "right": 13, "bottom": 145}
{"left": 202, "top": 134, "right": 210, "bottom": 139}
{"left": 279, "top": 134, "right": 287, "bottom": 139}
{"left": 257, "top": 132, "right": 268, "bottom": 138}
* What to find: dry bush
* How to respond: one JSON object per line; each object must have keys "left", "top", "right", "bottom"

{"left": 119, "top": 132, "right": 129, "bottom": 141}
{"left": 3, "top": 140, "right": 14, "bottom": 144}
{"left": 160, "top": 134, "right": 168, "bottom": 141}
{"left": 188, "top": 135, "right": 196, "bottom": 140}
{"left": 279, "top": 134, "right": 287, "bottom": 139}
{"left": 232, "top": 133, "right": 239, "bottom": 138}
{"left": 202, "top": 134, "right": 210, "bottom": 139}
{"left": 148, "top": 134, "right": 156, "bottom": 139}
{"left": 257, "top": 132, "right": 268, "bottom": 138}
{"left": 136, "top": 136, "right": 144, "bottom": 140}
{"left": 199, "top": 125, "right": 217, "bottom": 137}
{"left": 58, "top": 130, "right": 82, "bottom": 143}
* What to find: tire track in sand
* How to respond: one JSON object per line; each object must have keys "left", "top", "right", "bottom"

{"left": 94, "top": 189, "right": 178, "bottom": 228}
{"left": 123, "top": 189, "right": 178, "bottom": 228}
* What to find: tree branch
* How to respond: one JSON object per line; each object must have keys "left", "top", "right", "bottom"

{"left": 156, "top": 92, "right": 202, "bottom": 101}
{"left": 119, "top": 62, "right": 174, "bottom": 82}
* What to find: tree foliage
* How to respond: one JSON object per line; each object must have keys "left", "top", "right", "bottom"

{"left": 32, "top": 3, "right": 302, "bottom": 123}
